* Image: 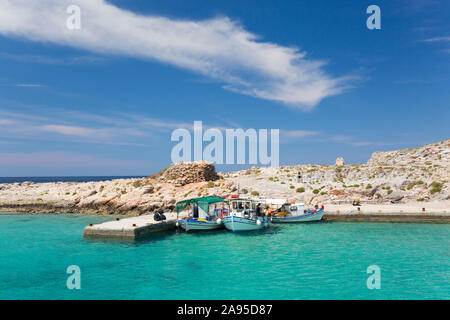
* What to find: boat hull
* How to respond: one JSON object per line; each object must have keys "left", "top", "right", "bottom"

{"left": 223, "top": 215, "right": 270, "bottom": 232}
{"left": 177, "top": 219, "right": 222, "bottom": 232}
{"left": 271, "top": 209, "right": 324, "bottom": 223}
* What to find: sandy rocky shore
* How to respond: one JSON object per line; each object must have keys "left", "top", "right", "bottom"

{"left": 0, "top": 140, "right": 449, "bottom": 215}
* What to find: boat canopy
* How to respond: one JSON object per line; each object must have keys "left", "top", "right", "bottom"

{"left": 262, "top": 198, "right": 289, "bottom": 206}
{"left": 176, "top": 195, "right": 225, "bottom": 214}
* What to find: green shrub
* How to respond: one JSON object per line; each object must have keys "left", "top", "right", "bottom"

{"left": 251, "top": 191, "right": 260, "bottom": 196}
{"left": 430, "top": 182, "right": 443, "bottom": 195}
{"left": 121, "top": 190, "right": 127, "bottom": 195}
{"left": 296, "top": 187, "right": 305, "bottom": 193}
{"left": 184, "top": 190, "right": 192, "bottom": 197}
{"left": 387, "top": 190, "right": 393, "bottom": 195}
{"left": 242, "top": 189, "right": 248, "bottom": 194}
{"left": 320, "top": 191, "right": 327, "bottom": 195}
{"left": 207, "top": 181, "right": 215, "bottom": 188}
{"left": 417, "top": 198, "right": 425, "bottom": 202}
{"left": 312, "top": 189, "right": 320, "bottom": 194}
{"left": 132, "top": 180, "right": 142, "bottom": 188}
{"left": 290, "top": 185, "right": 295, "bottom": 189}
{"left": 366, "top": 184, "right": 372, "bottom": 189}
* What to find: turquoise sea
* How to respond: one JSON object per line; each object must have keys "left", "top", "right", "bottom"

{"left": 0, "top": 213, "right": 448, "bottom": 300}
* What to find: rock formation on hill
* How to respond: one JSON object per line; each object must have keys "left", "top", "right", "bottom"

{"left": 225, "top": 139, "right": 449, "bottom": 205}
{"left": 156, "top": 161, "right": 219, "bottom": 186}
{"left": 0, "top": 161, "right": 233, "bottom": 215}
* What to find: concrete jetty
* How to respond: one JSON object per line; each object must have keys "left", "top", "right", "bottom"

{"left": 83, "top": 212, "right": 178, "bottom": 240}
{"left": 81, "top": 204, "right": 449, "bottom": 240}
{"left": 323, "top": 212, "right": 450, "bottom": 223}
{"left": 322, "top": 204, "right": 450, "bottom": 223}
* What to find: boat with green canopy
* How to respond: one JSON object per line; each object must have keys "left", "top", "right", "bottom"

{"left": 175, "top": 196, "right": 228, "bottom": 232}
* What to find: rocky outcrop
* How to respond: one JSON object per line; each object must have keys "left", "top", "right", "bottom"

{"left": 0, "top": 166, "right": 234, "bottom": 215}
{"left": 157, "top": 161, "right": 219, "bottom": 186}
{"left": 367, "top": 139, "right": 450, "bottom": 167}
{"left": 225, "top": 140, "right": 449, "bottom": 206}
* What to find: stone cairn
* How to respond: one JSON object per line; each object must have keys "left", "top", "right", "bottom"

{"left": 335, "top": 157, "right": 345, "bottom": 166}
{"left": 157, "top": 161, "right": 219, "bottom": 186}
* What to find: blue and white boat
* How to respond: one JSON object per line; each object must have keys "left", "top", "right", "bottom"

{"left": 223, "top": 198, "right": 270, "bottom": 232}
{"left": 176, "top": 196, "right": 226, "bottom": 232}
{"left": 271, "top": 202, "right": 324, "bottom": 223}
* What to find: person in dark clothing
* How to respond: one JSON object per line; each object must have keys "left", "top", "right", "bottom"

{"left": 256, "top": 204, "right": 262, "bottom": 216}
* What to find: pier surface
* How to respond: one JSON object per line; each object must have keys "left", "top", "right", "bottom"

{"left": 323, "top": 204, "right": 450, "bottom": 223}
{"left": 83, "top": 212, "right": 177, "bottom": 239}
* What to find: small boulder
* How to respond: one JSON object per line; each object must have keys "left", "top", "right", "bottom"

{"left": 386, "top": 191, "right": 404, "bottom": 203}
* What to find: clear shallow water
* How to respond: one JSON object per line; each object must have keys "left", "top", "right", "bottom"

{"left": 0, "top": 214, "right": 448, "bottom": 300}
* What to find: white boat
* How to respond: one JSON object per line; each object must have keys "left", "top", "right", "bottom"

{"left": 223, "top": 198, "right": 270, "bottom": 232}
{"left": 176, "top": 196, "right": 227, "bottom": 232}
{"left": 271, "top": 202, "right": 324, "bottom": 223}
{"left": 177, "top": 218, "right": 223, "bottom": 232}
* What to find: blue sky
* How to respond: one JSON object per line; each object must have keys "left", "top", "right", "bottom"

{"left": 0, "top": 0, "right": 449, "bottom": 176}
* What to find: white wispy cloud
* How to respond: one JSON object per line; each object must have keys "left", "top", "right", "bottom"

{"left": 280, "top": 130, "right": 319, "bottom": 141}
{"left": 0, "top": 107, "right": 192, "bottom": 146}
{"left": 423, "top": 36, "right": 450, "bottom": 42}
{"left": 0, "top": 52, "right": 107, "bottom": 65}
{"left": 41, "top": 124, "right": 112, "bottom": 138}
{"left": 15, "top": 83, "right": 46, "bottom": 87}
{"left": 0, "top": 151, "right": 145, "bottom": 168}
{"left": 0, "top": 0, "right": 347, "bottom": 109}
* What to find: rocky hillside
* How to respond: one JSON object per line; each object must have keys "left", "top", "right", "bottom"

{"left": 0, "top": 162, "right": 235, "bottom": 215}
{"left": 225, "top": 139, "right": 449, "bottom": 205}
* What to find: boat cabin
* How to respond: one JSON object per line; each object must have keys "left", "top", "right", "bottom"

{"left": 283, "top": 202, "right": 305, "bottom": 216}
{"left": 176, "top": 196, "right": 225, "bottom": 220}
{"left": 230, "top": 199, "right": 256, "bottom": 212}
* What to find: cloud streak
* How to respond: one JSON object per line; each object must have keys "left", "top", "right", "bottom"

{"left": 423, "top": 36, "right": 450, "bottom": 42}
{"left": 0, "top": 151, "right": 146, "bottom": 168}
{"left": 0, "top": 0, "right": 346, "bottom": 109}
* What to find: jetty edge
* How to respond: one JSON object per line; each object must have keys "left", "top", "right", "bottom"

{"left": 83, "top": 211, "right": 177, "bottom": 239}
{"left": 82, "top": 204, "right": 450, "bottom": 240}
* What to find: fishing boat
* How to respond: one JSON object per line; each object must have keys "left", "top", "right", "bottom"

{"left": 222, "top": 198, "right": 270, "bottom": 232}
{"left": 271, "top": 202, "right": 324, "bottom": 223}
{"left": 176, "top": 196, "right": 226, "bottom": 232}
